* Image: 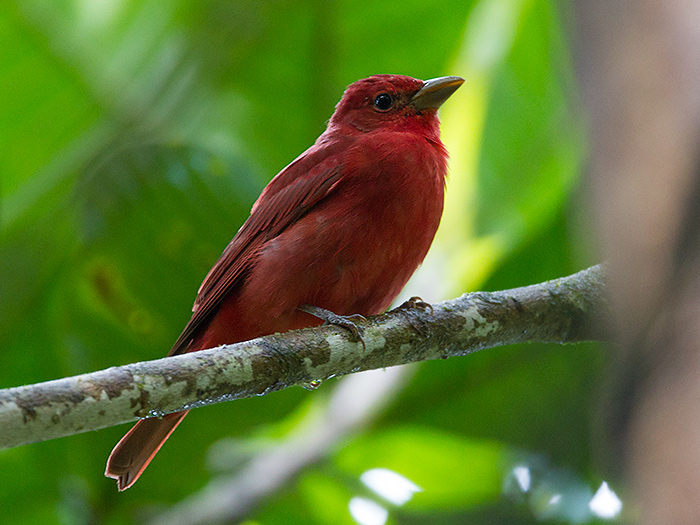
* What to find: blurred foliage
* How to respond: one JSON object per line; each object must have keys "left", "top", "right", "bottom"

{"left": 0, "top": 0, "right": 618, "bottom": 524}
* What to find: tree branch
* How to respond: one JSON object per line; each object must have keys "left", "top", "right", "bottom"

{"left": 0, "top": 264, "right": 607, "bottom": 450}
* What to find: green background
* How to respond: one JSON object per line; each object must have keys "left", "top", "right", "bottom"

{"left": 0, "top": 1, "right": 615, "bottom": 523}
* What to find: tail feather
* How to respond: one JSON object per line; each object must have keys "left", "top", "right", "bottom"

{"left": 105, "top": 410, "right": 189, "bottom": 491}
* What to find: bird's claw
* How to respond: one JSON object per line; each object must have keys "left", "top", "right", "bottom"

{"left": 396, "top": 296, "right": 433, "bottom": 314}
{"left": 299, "top": 304, "right": 366, "bottom": 349}
{"left": 390, "top": 296, "right": 433, "bottom": 335}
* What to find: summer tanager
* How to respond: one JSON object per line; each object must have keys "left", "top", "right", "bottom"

{"left": 105, "top": 74, "right": 464, "bottom": 490}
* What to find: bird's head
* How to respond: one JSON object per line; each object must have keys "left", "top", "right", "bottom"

{"left": 329, "top": 74, "right": 464, "bottom": 136}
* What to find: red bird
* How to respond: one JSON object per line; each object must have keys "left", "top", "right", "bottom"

{"left": 105, "top": 74, "right": 464, "bottom": 490}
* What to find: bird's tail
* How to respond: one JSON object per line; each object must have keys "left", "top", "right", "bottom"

{"left": 105, "top": 410, "right": 189, "bottom": 491}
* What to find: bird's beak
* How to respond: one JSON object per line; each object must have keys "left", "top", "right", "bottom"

{"left": 411, "top": 76, "right": 465, "bottom": 110}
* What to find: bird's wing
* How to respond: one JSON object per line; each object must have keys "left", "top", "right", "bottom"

{"left": 168, "top": 153, "right": 344, "bottom": 356}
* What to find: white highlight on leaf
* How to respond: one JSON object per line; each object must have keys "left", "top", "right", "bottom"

{"left": 361, "top": 468, "right": 422, "bottom": 505}
{"left": 589, "top": 481, "right": 623, "bottom": 519}
{"left": 348, "top": 497, "right": 388, "bottom": 525}
{"left": 513, "top": 465, "right": 531, "bottom": 492}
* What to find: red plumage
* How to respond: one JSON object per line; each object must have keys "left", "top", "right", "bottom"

{"left": 105, "top": 74, "right": 463, "bottom": 490}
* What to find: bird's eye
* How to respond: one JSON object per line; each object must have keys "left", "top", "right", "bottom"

{"left": 373, "top": 93, "right": 393, "bottom": 111}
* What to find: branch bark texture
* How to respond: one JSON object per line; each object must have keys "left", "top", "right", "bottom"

{"left": 0, "top": 265, "right": 606, "bottom": 450}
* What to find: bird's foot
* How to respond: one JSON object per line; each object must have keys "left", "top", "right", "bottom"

{"left": 394, "top": 296, "right": 433, "bottom": 314}
{"left": 299, "top": 304, "right": 366, "bottom": 349}
{"left": 391, "top": 296, "right": 433, "bottom": 335}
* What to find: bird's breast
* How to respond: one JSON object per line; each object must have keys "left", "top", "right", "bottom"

{"left": 308, "top": 132, "right": 447, "bottom": 314}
